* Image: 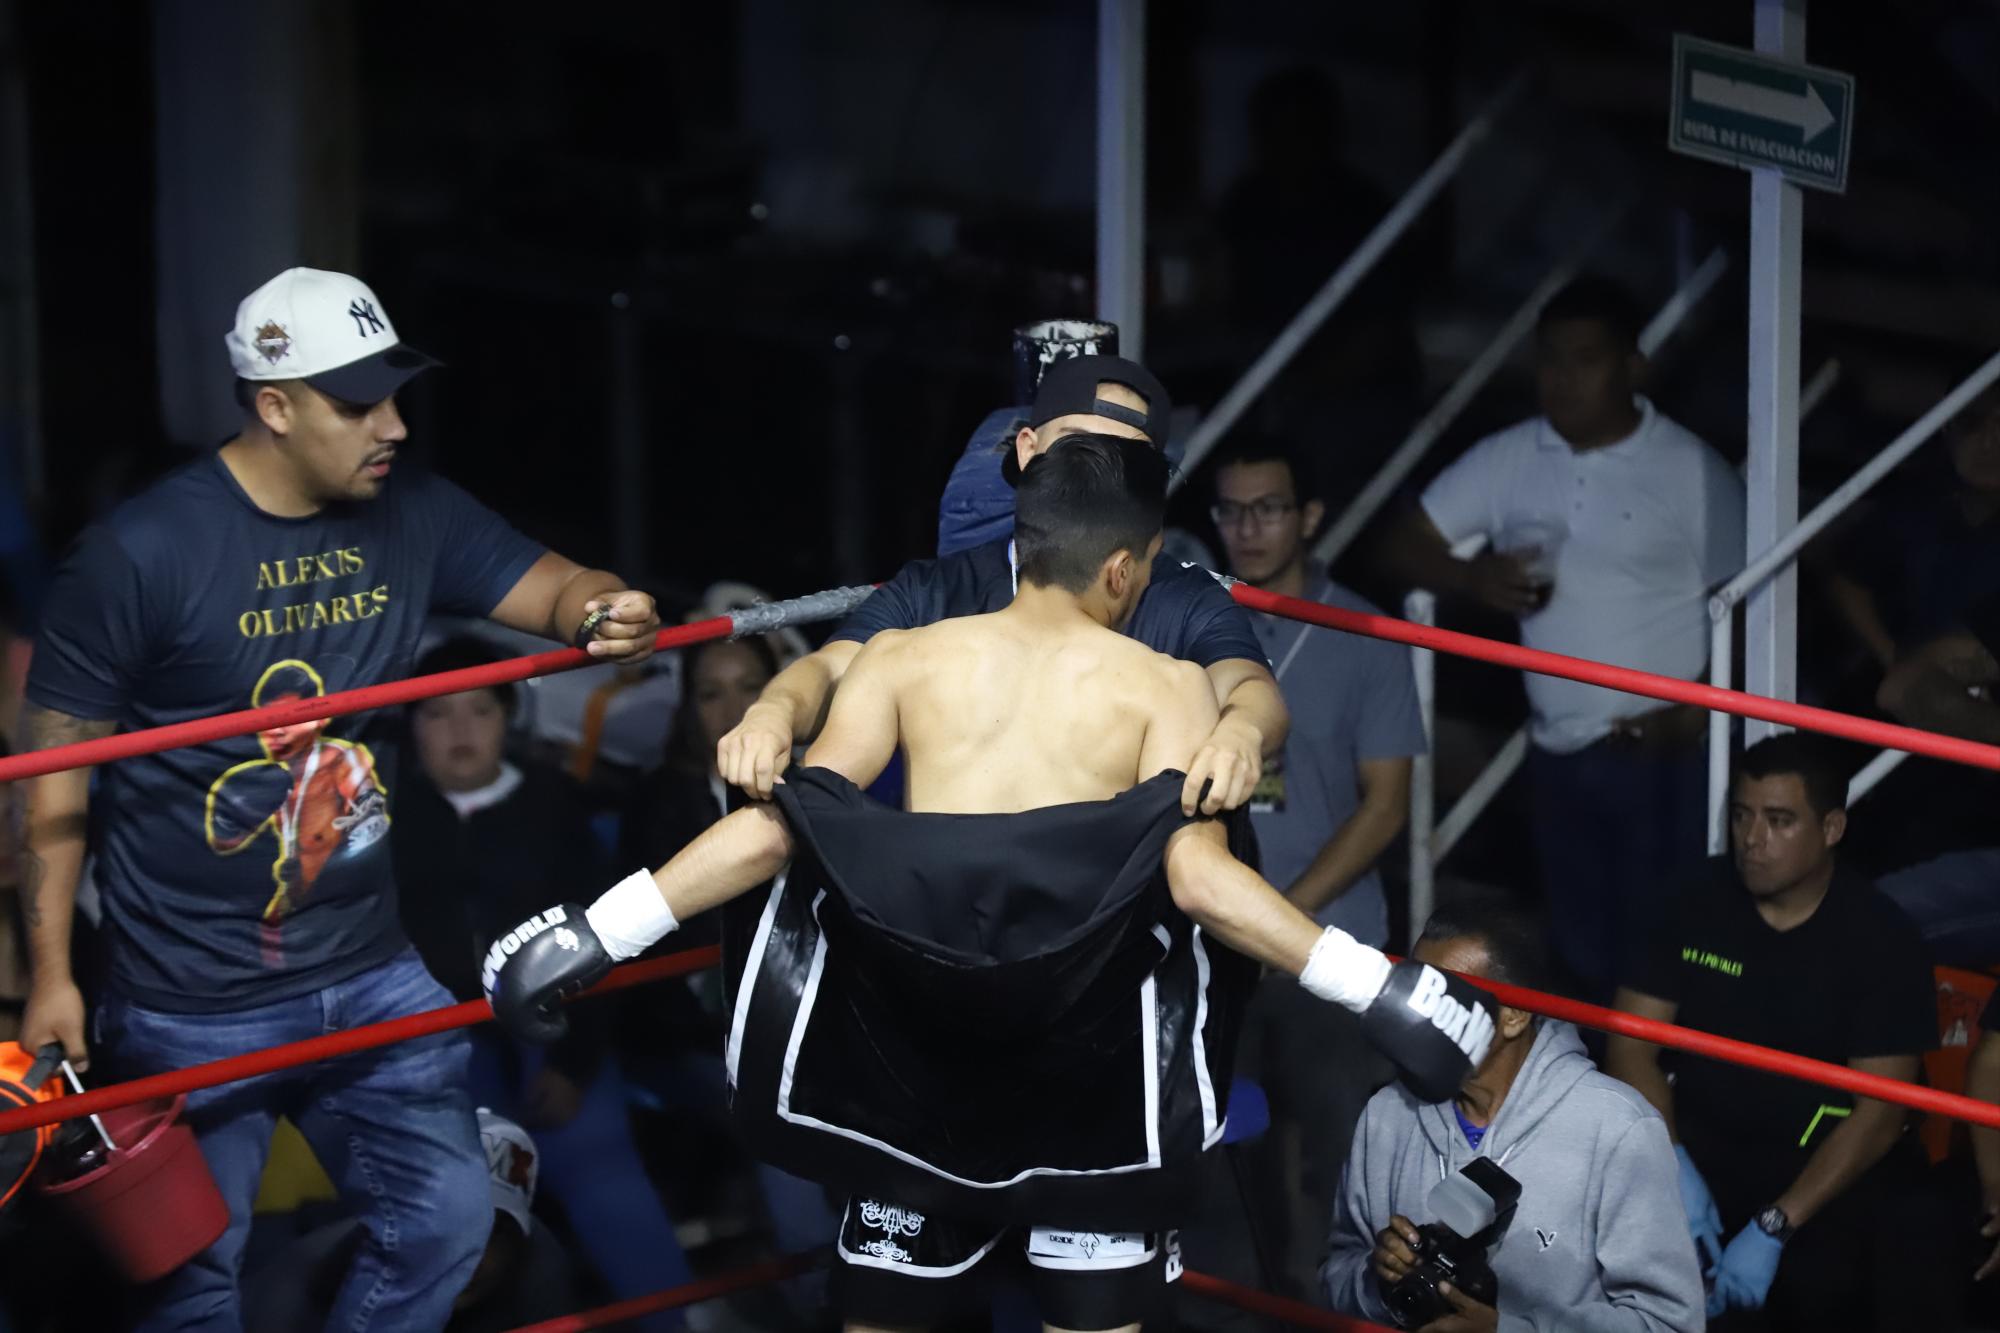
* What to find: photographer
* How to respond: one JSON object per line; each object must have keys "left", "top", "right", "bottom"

{"left": 1321, "top": 896, "right": 1702, "bottom": 1332}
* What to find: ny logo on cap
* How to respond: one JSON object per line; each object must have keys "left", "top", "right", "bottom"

{"left": 348, "top": 299, "right": 385, "bottom": 337}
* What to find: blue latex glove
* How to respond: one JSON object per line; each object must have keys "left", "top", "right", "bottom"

{"left": 1707, "top": 1224, "right": 1784, "bottom": 1316}
{"left": 1674, "top": 1145, "right": 1725, "bottom": 1271}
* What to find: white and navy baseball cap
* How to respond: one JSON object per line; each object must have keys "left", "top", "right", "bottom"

{"left": 477, "top": 1108, "right": 538, "bottom": 1236}
{"left": 225, "top": 267, "right": 439, "bottom": 405}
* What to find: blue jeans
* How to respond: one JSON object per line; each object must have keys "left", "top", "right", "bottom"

{"left": 1879, "top": 848, "right": 2000, "bottom": 969}
{"left": 98, "top": 949, "right": 489, "bottom": 1333}
{"left": 1528, "top": 740, "right": 1707, "bottom": 1000}
{"left": 466, "top": 1032, "right": 688, "bottom": 1333}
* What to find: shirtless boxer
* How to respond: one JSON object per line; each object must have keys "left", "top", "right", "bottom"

{"left": 716, "top": 354, "right": 1286, "bottom": 822}
{"left": 487, "top": 437, "right": 1494, "bottom": 1332}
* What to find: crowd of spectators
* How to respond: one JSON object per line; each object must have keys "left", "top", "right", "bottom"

{"left": 3, "top": 251, "right": 2000, "bottom": 1333}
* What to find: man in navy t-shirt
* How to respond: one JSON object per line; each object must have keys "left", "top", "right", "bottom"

{"left": 716, "top": 355, "right": 1288, "bottom": 817}
{"left": 17, "top": 267, "right": 662, "bottom": 1332}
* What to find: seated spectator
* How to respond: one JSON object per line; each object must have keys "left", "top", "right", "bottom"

{"left": 1817, "top": 384, "right": 2000, "bottom": 904}
{"left": 1875, "top": 587, "right": 2000, "bottom": 965}
{"left": 616, "top": 635, "right": 778, "bottom": 1085}
{"left": 1379, "top": 276, "right": 1744, "bottom": 999}
{"left": 621, "top": 635, "right": 780, "bottom": 872}
{"left": 1321, "top": 893, "right": 1702, "bottom": 1332}
{"left": 393, "top": 638, "right": 691, "bottom": 1333}
{"left": 244, "top": 1109, "right": 583, "bottom": 1333}
{"left": 1825, "top": 382, "right": 2000, "bottom": 673}
{"left": 1210, "top": 437, "right": 1423, "bottom": 1293}
{"left": 619, "top": 634, "right": 841, "bottom": 1316}
{"left": 1606, "top": 734, "right": 1947, "bottom": 1330}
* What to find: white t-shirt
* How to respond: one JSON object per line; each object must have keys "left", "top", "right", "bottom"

{"left": 1420, "top": 398, "right": 1744, "bottom": 753}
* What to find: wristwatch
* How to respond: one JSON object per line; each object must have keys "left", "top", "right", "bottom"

{"left": 1753, "top": 1204, "right": 1794, "bottom": 1242}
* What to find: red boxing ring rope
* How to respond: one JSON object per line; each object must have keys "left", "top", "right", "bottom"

{"left": 3, "top": 940, "right": 1992, "bottom": 1136}
{"left": 3, "top": 578, "right": 1999, "bottom": 1141}
{"left": 0, "top": 620, "right": 744, "bottom": 785}
{"left": 0, "top": 949, "right": 717, "bottom": 1136}
{"left": 496, "top": 1262, "right": 1402, "bottom": 1333}
{"left": 500, "top": 1251, "right": 823, "bottom": 1333}
{"left": 1227, "top": 581, "right": 2000, "bottom": 773}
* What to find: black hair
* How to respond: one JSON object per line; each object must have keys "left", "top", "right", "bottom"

{"left": 1209, "top": 436, "right": 1320, "bottom": 503}
{"left": 251, "top": 660, "right": 323, "bottom": 708}
{"left": 667, "top": 635, "right": 782, "bottom": 776}
{"left": 414, "top": 636, "right": 518, "bottom": 716}
{"left": 1417, "top": 891, "right": 1552, "bottom": 993}
{"left": 1736, "top": 732, "right": 1849, "bottom": 819}
{"left": 1536, "top": 275, "right": 1644, "bottom": 350}
{"left": 1013, "top": 434, "right": 1170, "bottom": 593}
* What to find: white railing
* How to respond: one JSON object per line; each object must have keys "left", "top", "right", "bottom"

{"left": 1315, "top": 241, "right": 1723, "bottom": 566}
{"left": 1170, "top": 72, "right": 1530, "bottom": 490}
{"left": 1704, "top": 345, "right": 2000, "bottom": 850}
{"left": 1406, "top": 590, "right": 1438, "bottom": 933}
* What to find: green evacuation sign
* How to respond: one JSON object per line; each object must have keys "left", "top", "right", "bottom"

{"left": 1669, "top": 34, "right": 1855, "bottom": 193}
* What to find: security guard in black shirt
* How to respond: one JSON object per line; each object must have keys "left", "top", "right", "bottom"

{"left": 1607, "top": 734, "right": 1943, "bottom": 1332}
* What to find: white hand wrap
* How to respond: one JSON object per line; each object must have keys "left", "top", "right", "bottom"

{"left": 1298, "top": 925, "right": 1394, "bottom": 1013}
{"left": 583, "top": 870, "right": 681, "bottom": 962}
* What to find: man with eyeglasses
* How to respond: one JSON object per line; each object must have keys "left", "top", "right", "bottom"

{"left": 717, "top": 355, "right": 1287, "bottom": 819}
{"left": 1208, "top": 437, "right": 1425, "bottom": 1296}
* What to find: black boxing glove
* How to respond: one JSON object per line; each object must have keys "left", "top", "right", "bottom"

{"left": 1297, "top": 926, "right": 1497, "bottom": 1103}
{"left": 483, "top": 871, "right": 680, "bottom": 1043}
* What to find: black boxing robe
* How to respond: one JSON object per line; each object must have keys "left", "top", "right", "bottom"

{"left": 719, "top": 765, "right": 1257, "bottom": 1230}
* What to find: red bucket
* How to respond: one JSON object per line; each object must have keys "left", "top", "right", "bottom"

{"left": 40, "top": 1094, "right": 228, "bottom": 1283}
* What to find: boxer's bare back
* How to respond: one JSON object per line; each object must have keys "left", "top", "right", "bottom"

{"left": 800, "top": 583, "right": 1220, "bottom": 813}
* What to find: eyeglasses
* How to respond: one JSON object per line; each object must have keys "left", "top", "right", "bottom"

{"left": 1210, "top": 498, "right": 1298, "bottom": 529}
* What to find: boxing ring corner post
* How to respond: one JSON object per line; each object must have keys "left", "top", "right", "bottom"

{"left": 1404, "top": 589, "right": 1438, "bottom": 939}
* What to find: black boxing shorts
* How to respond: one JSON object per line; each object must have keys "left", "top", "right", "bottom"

{"left": 833, "top": 1194, "right": 1181, "bottom": 1330}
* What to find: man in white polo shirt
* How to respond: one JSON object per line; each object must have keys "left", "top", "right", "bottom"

{"left": 1383, "top": 276, "right": 1744, "bottom": 997}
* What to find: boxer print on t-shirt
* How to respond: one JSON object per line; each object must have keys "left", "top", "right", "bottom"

{"left": 203, "top": 659, "right": 391, "bottom": 967}
{"left": 28, "top": 455, "right": 544, "bottom": 1013}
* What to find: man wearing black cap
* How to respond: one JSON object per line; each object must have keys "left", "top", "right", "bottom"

{"left": 719, "top": 354, "right": 1287, "bottom": 818}
{"left": 16, "top": 266, "right": 661, "bottom": 1330}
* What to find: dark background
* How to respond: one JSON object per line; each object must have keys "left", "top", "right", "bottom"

{"left": 7, "top": 0, "right": 1999, "bottom": 623}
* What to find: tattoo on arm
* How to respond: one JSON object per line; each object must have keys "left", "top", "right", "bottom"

{"left": 21, "top": 844, "right": 42, "bottom": 928}
{"left": 20, "top": 703, "right": 120, "bottom": 752}
{"left": 17, "top": 703, "right": 117, "bottom": 931}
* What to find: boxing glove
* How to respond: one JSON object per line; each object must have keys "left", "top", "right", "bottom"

{"left": 1297, "top": 927, "right": 1497, "bottom": 1103}
{"left": 484, "top": 871, "right": 679, "bottom": 1043}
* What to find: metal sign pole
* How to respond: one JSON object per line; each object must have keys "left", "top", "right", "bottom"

{"left": 1743, "top": 0, "right": 1807, "bottom": 745}
{"left": 1096, "top": 0, "right": 1145, "bottom": 364}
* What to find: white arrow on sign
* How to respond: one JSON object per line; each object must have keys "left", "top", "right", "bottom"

{"left": 1690, "top": 69, "right": 1836, "bottom": 143}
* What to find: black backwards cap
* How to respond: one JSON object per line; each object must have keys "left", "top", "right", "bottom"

{"left": 1004, "top": 355, "right": 1173, "bottom": 486}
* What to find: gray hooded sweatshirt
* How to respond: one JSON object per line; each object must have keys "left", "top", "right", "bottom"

{"left": 1320, "top": 1021, "right": 1703, "bottom": 1333}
